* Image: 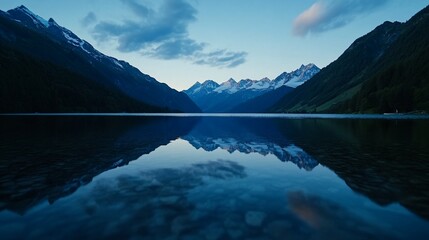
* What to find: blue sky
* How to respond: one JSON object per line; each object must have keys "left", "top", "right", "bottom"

{"left": 1, "top": 0, "right": 428, "bottom": 90}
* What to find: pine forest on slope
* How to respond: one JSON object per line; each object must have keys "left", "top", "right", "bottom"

{"left": 270, "top": 5, "right": 429, "bottom": 114}
{"left": 1, "top": 4, "right": 429, "bottom": 114}
{"left": 0, "top": 6, "right": 200, "bottom": 113}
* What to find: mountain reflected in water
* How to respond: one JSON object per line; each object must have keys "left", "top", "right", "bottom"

{"left": 277, "top": 118, "right": 429, "bottom": 220}
{"left": 0, "top": 116, "right": 197, "bottom": 214}
{"left": 1, "top": 115, "right": 429, "bottom": 239}
{"left": 183, "top": 118, "right": 319, "bottom": 171}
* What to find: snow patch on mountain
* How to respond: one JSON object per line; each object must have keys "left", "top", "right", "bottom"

{"left": 186, "top": 64, "right": 320, "bottom": 97}
{"left": 248, "top": 78, "right": 271, "bottom": 90}
{"left": 284, "top": 145, "right": 303, "bottom": 157}
{"left": 17, "top": 5, "right": 49, "bottom": 28}
{"left": 112, "top": 58, "right": 124, "bottom": 69}
{"left": 273, "top": 63, "right": 320, "bottom": 89}
{"left": 184, "top": 80, "right": 220, "bottom": 97}
{"left": 63, "top": 32, "right": 80, "bottom": 46}
{"left": 284, "top": 76, "right": 301, "bottom": 88}
{"left": 214, "top": 78, "right": 238, "bottom": 93}
{"left": 63, "top": 31, "right": 92, "bottom": 56}
{"left": 79, "top": 41, "right": 91, "bottom": 54}
{"left": 184, "top": 136, "right": 319, "bottom": 170}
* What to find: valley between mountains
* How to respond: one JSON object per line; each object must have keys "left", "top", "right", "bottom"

{"left": 1, "top": 5, "right": 429, "bottom": 113}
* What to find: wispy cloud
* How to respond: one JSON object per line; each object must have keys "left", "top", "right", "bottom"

{"left": 194, "top": 50, "right": 248, "bottom": 68}
{"left": 91, "top": 0, "right": 247, "bottom": 68}
{"left": 81, "top": 12, "right": 97, "bottom": 26}
{"left": 293, "top": 0, "right": 388, "bottom": 37}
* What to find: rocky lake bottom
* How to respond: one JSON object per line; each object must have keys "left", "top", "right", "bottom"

{"left": 1, "top": 115, "right": 429, "bottom": 239}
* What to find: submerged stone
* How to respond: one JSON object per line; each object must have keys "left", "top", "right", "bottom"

{"left": 264, "top": 220, "right": 293, "bottom": 238}
{"left": 245, "top": 211, "right": 266, "bottom": 227}
{"left": 223, "top": 214, "right": 246, "bottom": 239}
{"left": 171, "top": 215, "right": 194, "bottom": 234}
{"left": 158, "top": 196, "right": 180, "bottom": 205}
{"left": 202, "top": 223, "right": 225, "bottom": 240}
{"left": 179, "top": 234, "right": 204, "bottom": 240}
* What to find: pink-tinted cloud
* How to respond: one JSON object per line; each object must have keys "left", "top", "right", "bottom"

{"left": 293, "top": 0, "right": 388, "bottom": 37}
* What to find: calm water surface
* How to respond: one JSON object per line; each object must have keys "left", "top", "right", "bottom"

{"left": 1, "top": 115, "right": 429, "bottom": 239}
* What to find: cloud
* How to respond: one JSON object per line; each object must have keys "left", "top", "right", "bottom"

{"left": 81, "top": 12, "right": 97, "bottom": 26}
{"left": 194, "top": 50, "right": 248, "bottom": 68}
{"left": 293, "top": 0, "right": 388, "bottom": 37}
{"left": 92, "top": 0, "right": 247, "bottom": 68}
{"left": 147, "top": 39, "right": 205, "bottom": 60}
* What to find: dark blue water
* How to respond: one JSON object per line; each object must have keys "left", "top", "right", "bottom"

{"left": 1, "top": 115, "right": 429, "bottom": 239}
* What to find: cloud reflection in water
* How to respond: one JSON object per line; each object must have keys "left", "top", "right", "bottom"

{"left": 288, "top": 191, "right": 396, "bottom": 239}
{"left": 83, "top": 160, "right": 246, "bottom": 239}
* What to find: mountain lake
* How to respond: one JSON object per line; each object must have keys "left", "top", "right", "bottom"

{"left": 1, "top": 114, "right": 429, "bottom": 239}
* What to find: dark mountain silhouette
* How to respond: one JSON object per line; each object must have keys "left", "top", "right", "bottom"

{"left": 271, "top": 5, "right": 429, "bottom": 113}
{"left": 0, "top": 6, "right": 200, "bottom": 113}
{"left": 0, "top": 116, "right": 197, "bottom": 214}
{"left": 230, "top": 86, "right": 294, "bottom": 113}
{"left": 274, "top": 118, "right": 429, "bottom": 220}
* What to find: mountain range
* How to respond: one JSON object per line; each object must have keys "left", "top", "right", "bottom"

{"left": 181, "top": 117, "right": 320, "bottom": 171}
{"left": 1, "top": 4, "right": 429, "bottom": 114}
{"left": 184, "top": 5, "right": 429, "bottom": 114}
{"left": 0, "top": 5, "right": 200, "bottom": 113}
{"left": 184, "top": 64, "right": 320, "bottom": 112}
{"left": 271, "top": 5, "right": 429, "bottom": 113}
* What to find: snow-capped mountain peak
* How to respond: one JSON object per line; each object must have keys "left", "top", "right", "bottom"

{"left": 227, "top": 78, "right": 237, "bottom": 83}
{"left": 8, "top": 5, "right": 49, "bottom": 28}
{"left": 202, "top": 80, "right": 220, "bottom": 89}
{"left": 192, "top": 81, "right": 202, "bottom": 87}
{"left": 184, "top": 63, "right": 320, "bottom": 112}
{"left": 273, "top": 63, "right": 320, "bottom": 88}
{"left": 3, "top": 5, "right": 144, "bottom": 82}
{"left": 6, "top": 6, "right": 92, "bottom": 56}
{"left": 247, "top": 77, "right": 271, "bottom": 90}
{"left": 184, "top": 80, "right": 219, "bottom": 96}
{"left": 186, "top": 82, "right": 202, "bottom": 94}
{"left": 0, "top": 5, "right": 199, "bottom": 112}
{"left": 185, "top": 63, "right": 320, "bottom": 96}
{"left": 48, "top": 18, "right": 60, "bottom": 27}
{"left": 214, "top": 78, "right": 239, "bottom": 93}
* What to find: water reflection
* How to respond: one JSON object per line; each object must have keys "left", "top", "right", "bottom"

{"left": 276, "top": 119, "right": 429, "bottom": 220}
{"left": 0, "top": 116, "right": 197, "bottom": 214}
{"left": 83, "top": 160, "right": 246, "bottom": 239}
{"left": 287, "top": 191, "right": 395, "bottom": 239}
{"left": 0, "top": 115, "right": 429, "bottom": 239}
{"left": 183, "top": 118, "right": 319, "bottom": 170}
